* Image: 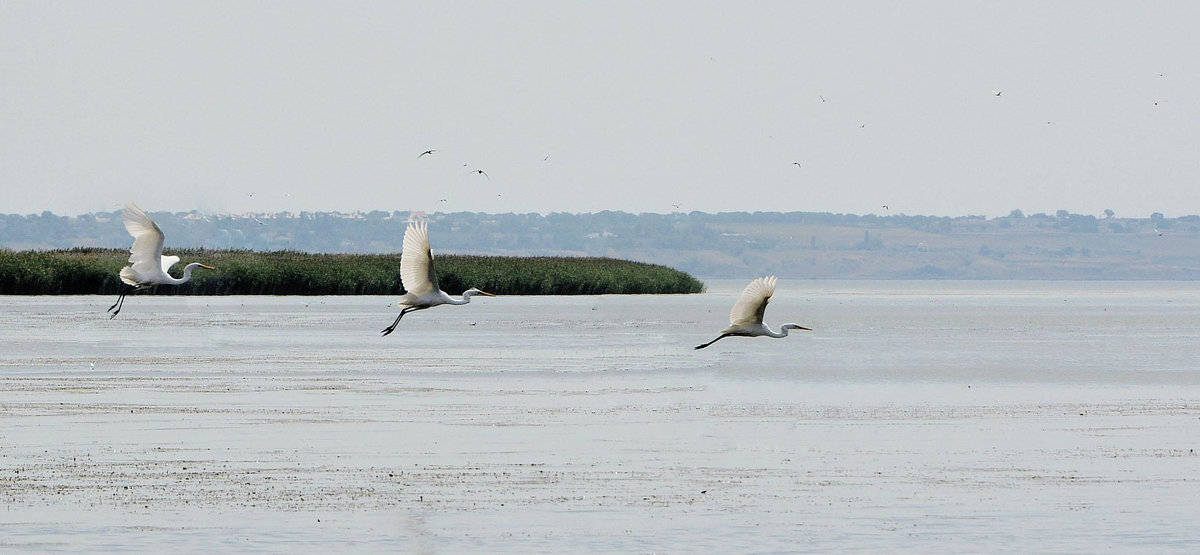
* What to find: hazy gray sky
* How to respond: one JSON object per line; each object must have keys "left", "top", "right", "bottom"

{"left": 2, "top": 1, "right": 1197, "bottom": 217}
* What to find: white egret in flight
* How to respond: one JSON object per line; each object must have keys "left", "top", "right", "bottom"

{"left": 694, "top": 276, "right": 810, "bottom": 349}
{"left": 108, "top": 203, "right": 216, "bottom": 318}
{"left": 381, "top": 218, "right": 495, "bottom": 336}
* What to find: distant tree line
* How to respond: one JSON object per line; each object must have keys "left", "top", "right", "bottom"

{"left": 3, "top": 209, "right": 1198, "bottom": 279}
{"left": 3, "top": 209, "right": 1195, "bottom": 254}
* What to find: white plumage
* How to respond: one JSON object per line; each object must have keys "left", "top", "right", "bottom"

{"left": 399, "top": 218, "right": 439, "bottom": 301}
{"left": 695, "top": 276, "right": 810, "bottom": 349}
{"left": 381, "top": 217, "right": 494, "bottom": 336}
{"left": 107, "top": 203, "right": 215, "bottom": 318}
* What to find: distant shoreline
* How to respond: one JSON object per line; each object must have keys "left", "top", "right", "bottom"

{"left": 3, "top": 209, "right": 1199, "bottom": 279}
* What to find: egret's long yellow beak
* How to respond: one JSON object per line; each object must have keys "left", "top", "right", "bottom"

{"left": 479, "top": 291, "right": 496, "bottom": 297}
{"left": 200, "top": 264, "right": 217, "bottom": 270}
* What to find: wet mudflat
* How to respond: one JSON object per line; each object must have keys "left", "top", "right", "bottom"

{"left": 2, "top": 282, "right": 1199, "bottom": 551}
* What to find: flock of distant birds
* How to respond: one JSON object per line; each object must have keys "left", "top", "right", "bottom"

{"left": 416, "top": 146, "right": 883, "bottom": 215}
{"left": 108, "top": 203, "right": 810, "bottom": 350}
{"left": 407, "top": 88, "right": 1042, "bottom": 215}
{"left": 248, "top": 87, "right": 1133, "bottom": 221}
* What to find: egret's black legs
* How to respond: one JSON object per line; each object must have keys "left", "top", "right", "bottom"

{"left": 694, "top": 334, "right": 732, "bottom": 350}
{"left": 381, "top": 306, "right": 425, "bottom": 336}
{"left": 107, "top": 289, "right": 130, "bottom": 319}
{"left": 381, "top": 311, "right": 405, "bottom": 336}
{"left": 108, "top": 292, "right": 124, "bottom": 313}
{"left": 108, "top": 285, "right": 147, "bottom": 319}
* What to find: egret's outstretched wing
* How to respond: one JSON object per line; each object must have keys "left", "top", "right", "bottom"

{"left": 122, "top": 203, "right": 167, "bottom": 280}
{"left": 160, "top": 255, "right": 181, "bottom": 274}
{"left": 400, "top": 218, "right": 439, "bottom": 296}
{"left": 729, "top": 276, "right": 777, "bottom": 326}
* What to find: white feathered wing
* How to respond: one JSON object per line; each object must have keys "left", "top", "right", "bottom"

{"left": 119, "top": 202, "right": 172, "bottom": 286}
{"left": 728, "top": 275, "right": 776, "bottom": 326}
{"left": 399, "top": 218, "right": 439, "bottom": 300}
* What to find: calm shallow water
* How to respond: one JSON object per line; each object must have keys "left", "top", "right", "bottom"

{"left": 2, "top": 281, "right": 1199, "bottom": 551}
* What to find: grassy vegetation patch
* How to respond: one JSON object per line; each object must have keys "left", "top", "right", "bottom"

{"left": 0, "top": 248, "right": 704, "bottom": 296}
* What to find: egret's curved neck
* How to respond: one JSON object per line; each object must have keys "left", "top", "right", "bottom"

{"left": 171, "top": 263, "right": 204, "bottom": 285}
{"left": 769, "top": 324, "right": 806, "bottom": 338}
{"left": 449, "top": 289, "right": 482, "bottom": 305}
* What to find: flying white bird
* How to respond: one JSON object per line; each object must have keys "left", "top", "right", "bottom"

{"left": 381, "top": 218, "right": 495, "bottom": 336}
{"left": 108, "top": 203, "right": 216, "bottom": 318}
{"left": 694, "top": 276, "right": 810, "bottom": 349}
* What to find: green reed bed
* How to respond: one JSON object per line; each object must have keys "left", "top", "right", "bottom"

{"left": 0, "top": 248, "right": 704, "bottom": 296}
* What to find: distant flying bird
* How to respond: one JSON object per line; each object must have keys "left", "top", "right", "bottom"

{"left": 819, "top": 95, "right": 827, "bottom": 103}
{"left": 418, "top": 149, "right": 437, "bottom": 158}
{"left": 252, "top": 216, "right": 266, "bottom": 225}
{"left": 793, "top": 162, "right": 802, "bottom": 168}
{"left": 380, "top": 218, "right": 495, "bottom": 336}
{"left": 694, "top": 276, "right": 810, "bottom": 349}
{"left": 882, "top": 205, "right": 889, "bottom": 211}
{"left": 993, "top": 90, "right": 1003, "bottom": 97}
{"left": 1155, "top": 228, "right": 1165, "bottom": 236}
{"left": 107, "top": 203, "right": 216, "bottom": 318}
{"left": 472, "top": 169, "right": 490, "bottom": 179}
